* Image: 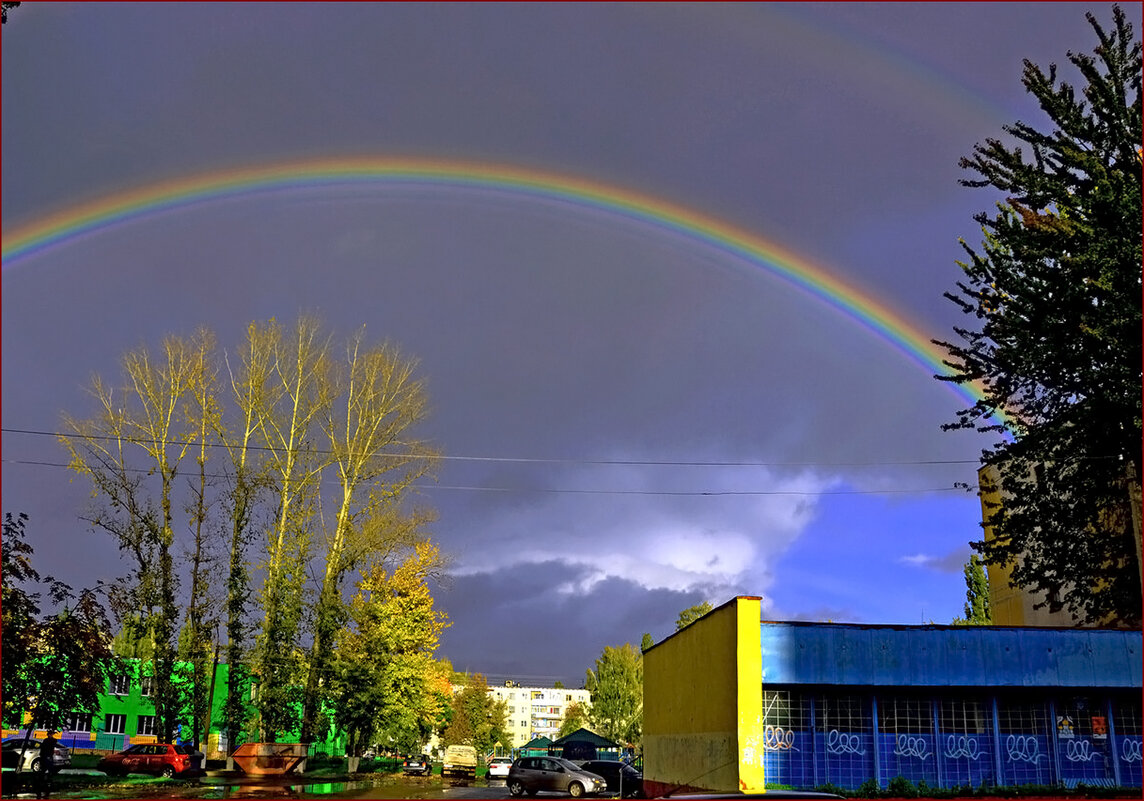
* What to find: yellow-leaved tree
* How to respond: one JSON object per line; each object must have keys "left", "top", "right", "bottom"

{"left": 332, "top": 542, "right": 451, "bottom": 756}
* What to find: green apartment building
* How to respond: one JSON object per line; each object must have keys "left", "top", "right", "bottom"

{"left": 4, "top": 661, "right": 347, "bottom": 758}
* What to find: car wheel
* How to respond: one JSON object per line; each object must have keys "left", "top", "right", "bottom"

{"left": 29, "top": 757, "right": 42, "bottom": 773}
{"left": 160, "top": 765, "right": 175, "bottom": 778}
{"left": 568, "top": 780, "right": 585, "bottom": 798}
{"left": 508, "top": 779, "right": 527, "bottom": 797}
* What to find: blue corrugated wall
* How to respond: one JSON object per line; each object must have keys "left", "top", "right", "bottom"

{"left": 756, "top": 623, "right": 1142, "bottom": 791}
{"left": 760, "top": 623, "right": 1141, "bottom": 688}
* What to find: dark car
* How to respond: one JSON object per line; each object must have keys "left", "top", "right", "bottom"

{"left": 508, "top": 756, "right": 607, "bottom": 798}
{"left": 402, "top": 753, "right": 433, "bottom": 776}
{"left": 578, "top": 760, "right": 644, "bottom": 797}
{"left": 96, "top": 743, "right": 203, "bottom": 778}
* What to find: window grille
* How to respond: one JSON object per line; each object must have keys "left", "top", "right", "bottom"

{"left": 761, "top": 690, "right": 813, "bottom": 789}
{"left": 877, "top": 694, "right": 937, "bottom": 787}
{"left": 108, "top": 674, "right": 130, "bottom": 695}
{"left": 938, "top": 697, "right": 993, "bottom": 788}
{"left": 104, "top": 714, "right": 127, "bottom": 735}
{"left": 997, "top": 697, "right": 1052, "bottom": 786}
{"left": 816, "top": 693, "right": 874, "bottom": 790}
{"left": 141, "top": 675, "right": 155, "bottom": 697}
{"left": 137, "top": 715, "right": 156, "bottom": 737}
{"left": 1114, "top": 696, "right": 1142, "bottom": 787}
{"left": 1057, "top": 695, "right": 1114, "bottom": 787}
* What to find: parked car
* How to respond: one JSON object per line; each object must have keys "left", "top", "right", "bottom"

{"left": 0, "top": 738, "right": 70, "bottom": 773}
{"left": 96, "top": 743, "right": 203, "bottom": 778}
{"left": 487, "top": 756, "right": 513, "bottom": 778}
{"left": 578, "top": 760, "right": 644, "bottom": 797}
{"left": 402, "top": 753, "right": 433, "bottom": 776}
{"left": 507, "top": 756, "right": 607, "bottom": 798}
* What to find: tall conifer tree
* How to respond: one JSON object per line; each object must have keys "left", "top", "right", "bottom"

{"left": 937, "top": 6, "right": 1142, "bottom": 626}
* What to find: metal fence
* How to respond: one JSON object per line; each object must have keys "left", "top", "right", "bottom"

{"left": 759, "top": 688, "right": 1141, "bottom": 791}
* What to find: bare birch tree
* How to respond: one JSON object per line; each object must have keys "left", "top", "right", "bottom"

{"left": 248, "top": 317, "right": 333, "bottom": 741}
{"left": 62, "top": 330, "right": 213, "bottom": 743}
{"left": 299, "top": 331, "right": 438, "bottom": 742}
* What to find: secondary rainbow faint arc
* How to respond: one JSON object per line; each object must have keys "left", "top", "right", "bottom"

{"left": 0, "top": 156, "right": 990, "bottom": 416}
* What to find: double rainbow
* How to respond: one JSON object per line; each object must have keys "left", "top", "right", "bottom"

{"left": 1, "top": 156, "right": 986, "bottom": 417}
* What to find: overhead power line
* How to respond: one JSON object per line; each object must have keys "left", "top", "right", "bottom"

{"left": 2, "top": 426, "right": 983, "bottom": 467}
{"left": 2, "top": 457, "right": 976, "bottom": 497}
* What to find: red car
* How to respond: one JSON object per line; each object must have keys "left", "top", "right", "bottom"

{"left": 96, "top": 743, "right": 203, "bottom": 778}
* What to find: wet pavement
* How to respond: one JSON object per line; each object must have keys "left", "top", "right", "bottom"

{"left": 21, "top": 773, "right": 515, "bottom": 800}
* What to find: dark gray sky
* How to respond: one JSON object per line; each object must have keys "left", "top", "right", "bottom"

{"left": 3, "top": 2, "right": 1133, "bottom": 687}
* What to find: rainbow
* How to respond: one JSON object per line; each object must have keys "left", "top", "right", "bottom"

{"left": 0, "top": 156, "right": 990, "bottom": 416}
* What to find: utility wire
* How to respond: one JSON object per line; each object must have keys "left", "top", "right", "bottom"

{"left": 2, "top": 426, "right": 984, "bottom": 467}
{"left": 1, "top": 457, "right": 976, "bottom": 496}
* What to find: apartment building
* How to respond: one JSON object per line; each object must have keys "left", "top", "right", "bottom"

{"left": 488, "top": 682, "right": 591, "bottom": 749}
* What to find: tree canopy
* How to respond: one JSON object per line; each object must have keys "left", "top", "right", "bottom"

{"left": 936, "top": 6, "right": 1142, "bottom": 627}
{"left": 1, "top": 513, "right": 121, "bottom": 738}
{"left": 57, "top": 316, "right": 442, "bottom": 746}
{"left": 558, "top": 701, "right": 592, "bottom": 739}
{"left": 333, "top": 542, "right": 450, "bottom": 755}
{"left": 585, "top": 643, "right": 642, "bottom": 747}
{"left": 951, "top": 554, "right": 992, "bottom": 626}
{"left": 674, "top": 602, "right": 713, "bottom": 631}
{"left": 442, "top": 674, "right": 510, "bottom": 756}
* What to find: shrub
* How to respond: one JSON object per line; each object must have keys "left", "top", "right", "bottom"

{"left": 886, "top": 776, "right": 919, "bottom": 798}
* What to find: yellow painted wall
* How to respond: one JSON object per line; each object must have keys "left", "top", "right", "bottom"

{"left": 643, "top": 597, "right": 763, "bottom": 795}
{"left": 979, "top": 464, "right": 1080, "bottom": 626}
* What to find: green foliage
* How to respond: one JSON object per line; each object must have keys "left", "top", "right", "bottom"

{"left": 886, "top": 777, "right": 919, "bottom": 797}
{"left": 1, "top": 2, "right": 19, "bottom": 24}
{"left": 1, "top": 513, "right": 122, "bottom": 733}
{"left": 332, "top": 543, "right": 450, "bottom": 756}
{"left": 585, "top": 643, "right": 643, "bottom": 746}
{"left": 640, "top": 632, "right": 654, "bottom": 652}
{"left": 557, "top": 701, "right": 592, "bottom": 739}
{"left": 442, "top": 674, "right": 510, "bottom": 755}
{"left": 674, "top": 602, "right": 713, "bottom": 631}
{"left": 937, "top": 6, "right": 1143, "bottom": 627}
{"left": 951, "top": 554, "right": 992, "bottom": 625}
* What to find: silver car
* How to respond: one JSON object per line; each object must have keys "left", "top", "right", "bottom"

{"left": 507, "top": 756, "right": 607, "bottom": 798}
{"left": 1, "top": 739, "right": 71, "bottom": 773}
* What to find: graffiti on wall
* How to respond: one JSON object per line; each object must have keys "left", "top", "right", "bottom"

{"left": 825, "top": 730, "right": 865, "bottom": 756}
{"left": 762, "top": 725, "right": 800, "bottom": 751}
{"left": 1005, "top": 734, "right": 1045, "bottom": 764}
{"left": 892, "top": 735, "right": 931, "bottom": 760}
{"left": 943, "top": 735, "right": 982, "bottom": 760}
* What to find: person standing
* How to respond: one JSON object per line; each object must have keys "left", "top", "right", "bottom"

{"left": 35, "top": 731, "right": 58, "bottom": 799}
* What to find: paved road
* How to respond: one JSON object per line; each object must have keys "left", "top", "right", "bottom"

{"left": 38, "top": 774, "right": 518, "bottom": 800}
{"left": 295, "top": 775, "right": 514, "bottom": 799}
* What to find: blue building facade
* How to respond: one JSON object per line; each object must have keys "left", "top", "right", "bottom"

{"left": 756, "top": 622, "right": 1141, "bottom": 791}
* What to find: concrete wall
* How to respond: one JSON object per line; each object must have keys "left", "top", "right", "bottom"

{"left": 643, "top": 596, "right": 764, "bottom": 796}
